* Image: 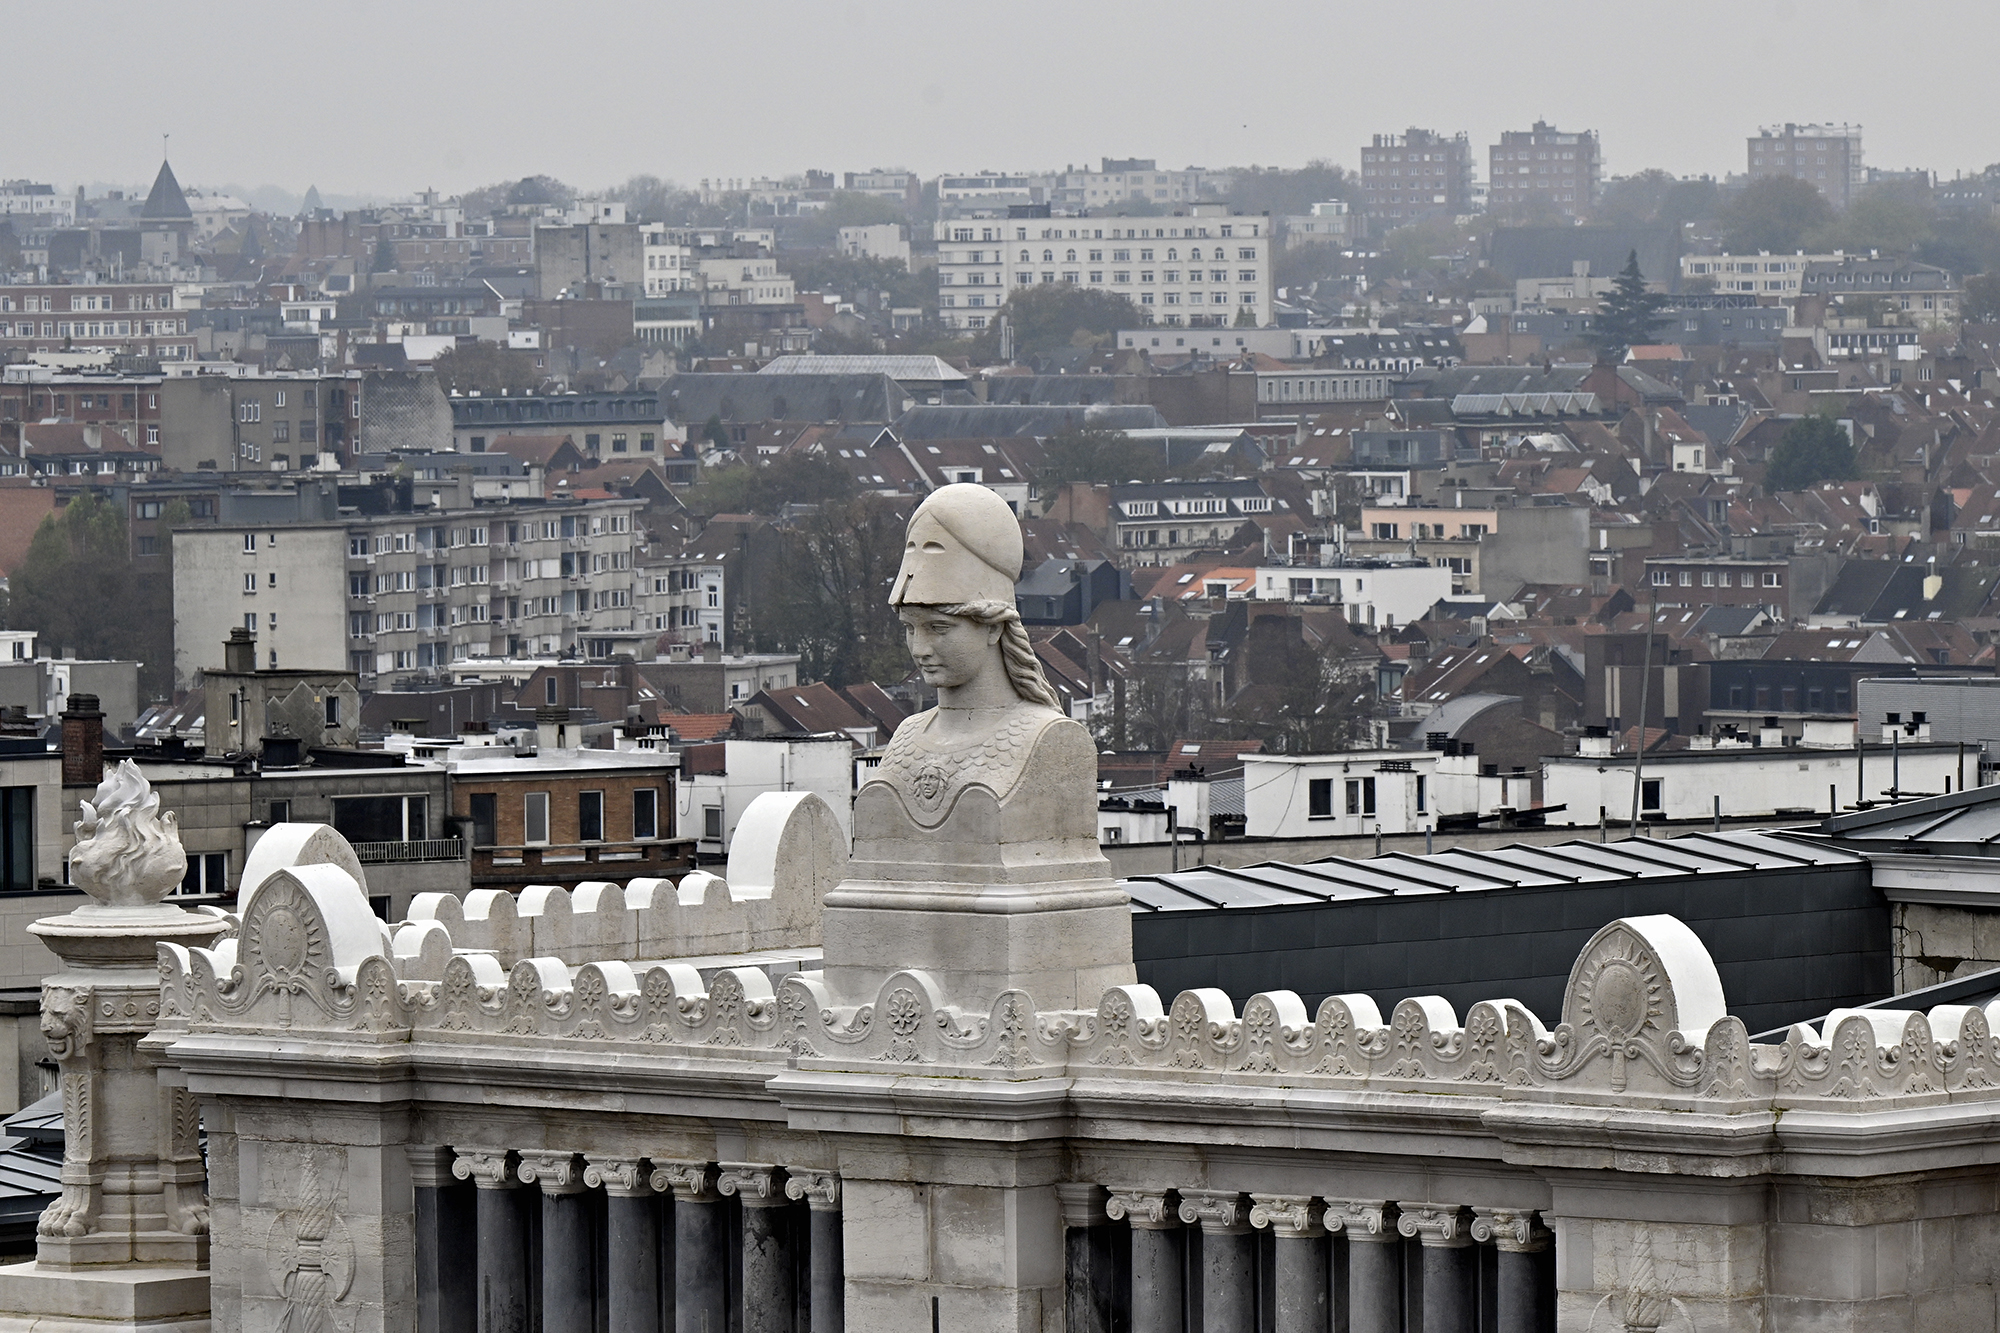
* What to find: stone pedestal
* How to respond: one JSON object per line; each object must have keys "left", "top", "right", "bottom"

{"left": 0, "top": 763, "right": 229, "bottom": 1331}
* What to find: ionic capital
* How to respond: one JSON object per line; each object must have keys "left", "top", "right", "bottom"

{"left": 583, "top": 1157, "right": 655, "bottom": 1198}
{"left": 1104, "top": 1188, "right": 1177, "bottom": 1230}
{"left": 517, "top": 1150, "right": 586, "bottom": 1195}
{"left": 1325, "top": 1198, "right": 1398, "bottom": 1241}
{"left": 450, "top": 1149, "right": 517, "bottom": 1190}
{"left": 1177, "top": 1189, "right": 1250, "bottom": 1235}
{"left": 1471, "top": 1207, "right": 1551, "bottom": 1253}
{"left": 648, "top": 1159, "right": 717, "bottom": 1201}
{"left": 783, "top": 1169, "right": 840, "bottom": 1211}
{"left": 716, "top": 1163, "right": 786, "bottom": 1207}
{"left": 1397, "top": 1201, "right": 1472, "bottom": 1248}
{"left": 1249, "top": 1194, "right": 1324, "bottom": 1238}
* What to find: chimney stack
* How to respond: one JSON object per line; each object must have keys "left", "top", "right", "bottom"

{"left": 536, "top": 705, "right": 571, "bottom": 753}
{"left": 223, "top": 628, "right": 257, "bottom": 673}
{"left": 61, "top": 693, "right": 104, "bottom": 788}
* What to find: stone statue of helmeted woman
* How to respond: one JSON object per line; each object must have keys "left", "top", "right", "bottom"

{"left": 820, "top": 484, "right": 1136, "bottom": 1012}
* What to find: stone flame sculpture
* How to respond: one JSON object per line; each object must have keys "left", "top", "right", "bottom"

{"left": 820, "top": 483, "right": 1136, "bottom": 1011}
{"left": 0, "top": 761, "right": 225, "bottom": 1331}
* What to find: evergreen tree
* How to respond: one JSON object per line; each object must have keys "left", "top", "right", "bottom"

{"left": 1591, "top": 251, "right": 1669, "bottom": 362}
{"left": 1765, "top": 416, "right": 1856, "bottom": 492}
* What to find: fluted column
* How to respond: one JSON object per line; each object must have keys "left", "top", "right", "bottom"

{"left": 652, "top": 1160, "right": 726, "bottom": 1333}
{"left": 454, "top": 1149, "right": 531, "bottom": 1333}
{"left": 1180, "top": 1190, "right": 1253, "bottom": 1333}
{"left": 520, "top": 1151, "right": 593, "bottom": 1333}
{"left": 1399, "top": 1203, "right": 1474, "bottom": 1333}
{"left": 1473, "top": 1209, "right": 1551, "bottom": 1333}
{"left": 719, "top": 1164, "right": 793, "bottom": 1333}
{"left": 785, "top": 1169, "right": 842, "bottom": 1333}
{"left": 1327, "top": 1200, "right": 1399, "bottom": 1333}
{"left": 1251, "top": 1195, "right": 1327, "bottom": 1333}
{"left": 410, "top": 1146, "right": 476, "bottom": 1333}
{"left": 588, "top": 1158, "right": 663, "bottom": 1333}
{"left": 1107, "top": 1189, "right": 1181, "bottom": 1333}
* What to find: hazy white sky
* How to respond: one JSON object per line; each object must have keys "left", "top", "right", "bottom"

{"left": 15, "top": 0, "right": 2000, "bottom": 202}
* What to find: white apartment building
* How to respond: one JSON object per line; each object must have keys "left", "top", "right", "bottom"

{"left": 693, "top": 254, "right": 795, "bottom": 306}
{"left": 1048, "top": 159, "right": 1229, "bottom": 210}
{"left": 838, "top": 224, "right": 911, "bottom": 264}
{"left": 641, "top": 230, "right": 694, "bottom": 297}
{"left": 1748, "top": 124, "right": 1864, "bottom": 210}
{"left": 172, "top": 499, "right": 646, "bottom": 692}
{"left": 1250, "top": 561, "right": 1453, "bottom": 629}
{"left": 933, "top": 203, "right": 1271, "bottom": 331}
{"left": 641, "top": 559, "right": 726, "bottom": 646}
{"left": 1281, "top": 201, "right": 1353, "bottom": 248}
{"left": 0, "top": 181, "right": 75, "bottom": 228}
{"left": 1681, "top": 252, "right": 1834, "bottom": 299}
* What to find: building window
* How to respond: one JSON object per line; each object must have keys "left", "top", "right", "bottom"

{"left": 176, "top": 852, "right": 229, "bottom": 896}
{"left": 0, "top": 787, "right": 33, "bottom": 891}
{"left": 1415, "top": 775, "right": 1427, "bottom": 813}
{"left": 634, "top": 788, "right": 659, "bottom": 840}
{"left": 1346, "top": 777, "right": 1376, "bottom": 816}
{"left": 524, "top": 792, "right": 550, "bottom": 846}
{"left": 332, "top": 795, "right": 428, "bottom": 843}
{"left": 324, "top": 695, "right": 341, "bottom": 727}
{"left": 1641, "top": 779, "right": 1663, "bottom": 812}
{"left": 703, "top": 806, "right": 723, "bottom": 841}
{"left": 1308, "top": 778, "right": 1334, "bottom": 819}
{"left": 578, "top": 791, "right": 605, "bottom": 843}
{"left": 469, "top": 793, "right": 497, "bottom": 848}
{"left": 268, "top": 800, "right": 291, "bottom": 825}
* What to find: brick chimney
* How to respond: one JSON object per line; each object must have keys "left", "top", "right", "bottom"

{"left": 61, "top": 693, "right": 104, "bottom": 788}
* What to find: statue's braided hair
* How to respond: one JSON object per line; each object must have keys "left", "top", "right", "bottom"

{"left": 935, "top": 599, "right": 1062, "bottom": 710}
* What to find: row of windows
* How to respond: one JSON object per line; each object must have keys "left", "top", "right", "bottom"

{"left": 1305, "top": 775, "right": 1428, "bottom": 818}
{"left": 485, "top": 790, "right": 661, "bottom": 847}
{"left": 1650, "top": 569, "right": 1783, "bottom": 587}
{"left": 2, "top": 320, "right": 186, "bottom": 338}
{"left": 0, "top": 292, "right": 170, "bottom": 312}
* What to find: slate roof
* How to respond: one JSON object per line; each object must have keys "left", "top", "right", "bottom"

{"left": 665, "top": 373, "right": 908, "bottom": 425}
{"left": 892, "top": 404, "right": 1167, "bottom": 441}
{"left": 758, "top": 355, "right": 966, "bottom": 384}
{"left": 141, "top": 160, "right": 192, "bottom": 221}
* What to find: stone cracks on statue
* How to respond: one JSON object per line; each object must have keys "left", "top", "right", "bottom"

{"left": 165, "top": 884, "right": 2000, "bottom": 1111}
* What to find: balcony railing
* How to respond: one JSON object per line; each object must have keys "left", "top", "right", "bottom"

{"left": 350, "top": 838, "right": 465, "bottom": 864}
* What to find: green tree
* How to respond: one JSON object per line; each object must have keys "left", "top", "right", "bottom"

{"left": 1765, "top": 415, "right": 1856, "bottom": 492}
{"left": 506, "top": 175, "right": 573, "bottom": 208}
{"left": 756, "top": 496, "right": 910, "bottom": 687}
{"left": 1036, "top": 429, "right": 1168, "bottom": 499}
{"left": 1963, "top": 272, "right": 2000, "bottom": 323}
{"left": 1226, "top": 161, "right": 1358, "bottom": 219}
{"left": 1596, "top": 170, "right": 1680, "bottom": 226}
{"left": 1591, "top": 251, "right": 1669, "bottom": 361}
{"left": 431, "top": 342, "right": 543, "bottom": 395}
{"left": 1231, "top": 617, "right": 1370, "bottom": 754}
{"left": 779, "top": 253, "right": 929, "bottom": 313}
{"left": 688, "top": 455, "right": 855, "bottom": 517}
{"left": 9, "top": 494, "right": 172, "bottom": 695}
{"left": 370, "top": 236, "right": 396, "bottom": 273}
{"left": 1813, "top": 182, "right": 1934, "bottom": 255}
{"left": 983, "top": 285, "right": 1142, "bottom": 359}
{"left": 1721, "top": 175, "right": 1834, "bottom": 254}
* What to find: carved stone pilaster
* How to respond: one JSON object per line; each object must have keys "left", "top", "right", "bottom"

{"left": 450, "top": 1149, "right": 518, "bottom": 1190}
{"left": 1177, "top": 1189, "right": 1251, "bottom": 1235}
{"left": 1397, "top": 1202, "right": 1473, "bottom": 1248}
{"left": 1471, "top": 1208, "right": 1552, "bottom": 1253}
{"left": 38, "top": 983, "right": 99, "bottom": 1243}
{"left": 405, "top": 1145, "right": 458, "bottom": 1191}
{"left": 1325, "top": 1198, "right": 1398, "bottom": 1240}
{"left": 584, "top": 1157, "right": 655, "bottom": 1198}
{"left": 783, "top": 1169, "right": 840, "bottom": 1211}
{"left": 1105, "top": 1188, "right": 1178, "bottom": 1230}
{"left": 1249, "top": 1194, "right": 1325, "bottom": 1238}
{"left": 648, "top": 1159, "right": 718, "bottom": 1201}
{"left": 517, "top": 1150, "right": 586, "bottom": 1195}
{"left": 1055, "top": 1182, "right": 1106, "bottom": 1228}
{"left": 717, "top": 1162, "right": 785, "bottom": 1206}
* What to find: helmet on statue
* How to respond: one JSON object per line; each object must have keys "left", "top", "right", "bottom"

{"left": 889, "top": 482, "right": 1024, "bottom": 608}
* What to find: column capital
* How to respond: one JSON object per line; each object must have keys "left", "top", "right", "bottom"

{"left": 1471, "top": 1207, "right": 1551, "bottom": 1253}
{"left": 648, "top": 1159, "right": 718, "bottom": 1202}
{"left": 450, "top": 1148, "right": 519, "bottom": 1190}
{"left": 1248, "top": 1194, "right": 1325, "bottom": 1238}
{"left": 405, "top": 1145, "right": 457, "bottom": 1190}
{"left": 1177, "top": 1188, "right": 1251, "bottom": 1235}
{"left": 1055, "top": 1182, "right": 1107, "bottom": 1229}
{"left": 1397, "top": 1201, "right": 1473, "bottom": 1248}
{"left": 517, "top": 1150, "right": 587, "bottom": 1195}
{"left": 1324, "top": 1198, "right": 1398, "bottom": 1240}
{"left": 583, "top": 1156, "right": 655, "bottom": 1198}
{"left": 1105, "top": 1188, "right": 1178, "bottom": 1230}
{"left": 717, "top": 1163, "right": 786, "bottom": 1207}
{"left": 782, "top": 1168, "right": 840, "bottom": 1211}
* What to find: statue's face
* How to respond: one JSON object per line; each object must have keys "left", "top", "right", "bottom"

{"left": 899, "top": 608, "right": 1001, "bottom": 690}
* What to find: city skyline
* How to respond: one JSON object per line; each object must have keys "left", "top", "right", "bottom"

{"left": 12, "top": 0, "right": 2000, "bottom": 201}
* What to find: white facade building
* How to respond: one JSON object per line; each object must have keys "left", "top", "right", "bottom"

{"left": 1281, "top": 200, "right": 1353, "bottom": 248}
{"left": 1544, "top": 732, "right": 1964, "bottom": 826}
{"left": 1243, "top": 752, "right": 1439, "bottom": 838}
{"left": 676, "top": 735, "right": 855, "bottom": 855}
{"left": 641, "top": 230, "right": 695, "bottom": 296}
{"left": 934, "top": 203, "right": 1271, "bottom": 331}
{"left": 1251, "top": 561, "right": 1453, "bottom": 628}
{"left": 837, "top": 224, "right": 911, "bottom": 265}
{"left": 0, "top": 181, "right": 74, "bottom": 228}
{"left": 1681, "top": 252, "right": 1835, "bottom": 299}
